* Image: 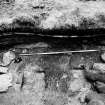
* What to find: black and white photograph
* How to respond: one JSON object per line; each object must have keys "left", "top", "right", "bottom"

{"left": 0, "top": 0, "right": 105, "bottom": 105}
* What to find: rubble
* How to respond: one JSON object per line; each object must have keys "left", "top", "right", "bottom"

{"left": 1, "top": 0, "right": 105, "bottom": 31}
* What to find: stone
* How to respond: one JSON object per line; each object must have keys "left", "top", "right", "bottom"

{"left": 101, "top": 53, "right": 105, "bottom": 62}
{"left": 95, "top": 82, "right": 105, "bottom": 93}
{"left": 0, "top": 67, "right": 8, "bottom": 73}
{"left": 69, "top": 70, "right": 89, "bottom": 92}
{"left": 86, "top": 92, "right": 105, "bottom": 105}
{"left": 68, "top": 70, "right": 91, "bottom": 104}
{"left": 87, "top": 100, "right": 105, "bottom": 105}
{"left": 93, "top": 63, "right": 105, "bottom": 73}
{"left": 0, "top": 73, "right": 12, "bottom": 92}
{"left": 3, "top": 51, "right": 16, "bottom": 66}
{"left": 68, "top": 98, "right": 81, "bottom": 105}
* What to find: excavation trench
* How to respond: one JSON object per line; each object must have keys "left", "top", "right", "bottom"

{"left": 1, "top": 0, "right": 105, "bottom": 104}
{"left": 0, "top": 31, "right": 105, "bottom": 105}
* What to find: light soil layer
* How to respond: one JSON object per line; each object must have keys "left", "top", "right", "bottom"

{"left": 0, "top": 0, "right": 105, "bottom": 31}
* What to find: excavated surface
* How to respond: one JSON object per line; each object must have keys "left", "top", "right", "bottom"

{"left": 0, "top": 42, "right": 104, "bottom": 105}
